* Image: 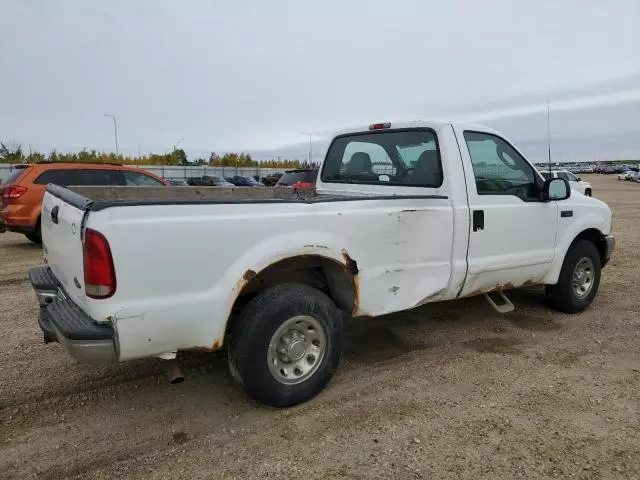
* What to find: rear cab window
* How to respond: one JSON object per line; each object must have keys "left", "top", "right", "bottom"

{"left": 321, "top": 129, "right": 443, "bottom": 187}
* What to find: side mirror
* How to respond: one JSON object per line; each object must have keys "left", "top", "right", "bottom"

{"left": 543, "top": 178, "right": 570, "bottom": 201}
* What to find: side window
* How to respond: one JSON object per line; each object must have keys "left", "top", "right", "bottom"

{"left": 122, "top": 171, "right": 165, "bottom": 186}
{"left": 463, "top": 131, "right": 539, "bottom": 201}
{"left": 539, "top": 171, "right": 553, "bottom": 180}
{"left": 34, "top": 169, "right": 79, "bottom": 186}
{"left": 321, "top": 130, "right": 442, "bottom": 187}
{"left": 73, "top": 169, "right": 120, "bottom": 185}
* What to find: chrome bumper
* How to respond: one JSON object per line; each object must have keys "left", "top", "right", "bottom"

{"left": 38, "top": 307, "right": 117, "bottom": 364}
{"left": 30, "top": 266, "right": 117, "bottom": 364}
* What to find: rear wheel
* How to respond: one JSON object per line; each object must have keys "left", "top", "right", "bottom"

{"left": 546, "top": 240, "right": 601, "bottom": 313}
{"left": 227, "top": 283, "right": 343, "bottom": 407}
{"left": 24, "top": 218, "right": 41, "bottom": 243}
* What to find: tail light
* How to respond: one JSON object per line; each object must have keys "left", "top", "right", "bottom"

{"left": 1, "top": 185, "right": 28, "bottom": 205}
{"left": 292, "top": 182, "right": 314, "bottom": 189}
{"left": 83, "top": 228, "right": 116, "bottom": 299}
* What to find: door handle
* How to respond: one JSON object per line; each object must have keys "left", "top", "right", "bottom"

{"left": 472, "top": 210, "right": 484, "bottom": 232}
{"left": 51, "top": 205, "right": 59, "bottom": 224}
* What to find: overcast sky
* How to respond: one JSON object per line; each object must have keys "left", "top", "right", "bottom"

{"left": 1, "top": 0, "right": 639, "bottom": 162}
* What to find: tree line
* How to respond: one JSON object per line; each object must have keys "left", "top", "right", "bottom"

{"left": 0, "top": 142, "right": 311, "bottom": 169}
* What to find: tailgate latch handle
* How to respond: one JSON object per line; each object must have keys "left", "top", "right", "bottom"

{"left": 51, "top": 205, "right": 59, "bottom": 224}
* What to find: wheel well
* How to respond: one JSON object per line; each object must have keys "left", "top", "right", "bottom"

{"left": 572, "top": 228, "right": 605, "bottom": 265}
{"left": 227, "top": 255, "right": 357, "bottom": 334}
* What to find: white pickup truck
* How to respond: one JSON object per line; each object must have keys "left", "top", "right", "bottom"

{"left": 30, "top": 120, "right": 615, "bottom": 407}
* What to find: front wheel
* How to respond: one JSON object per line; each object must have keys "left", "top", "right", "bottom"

{"left": 585, "top": 188, "right": 592, "bottom": 197}
{"left": 546, "top": 240, "right": 601, "bottom": 313}
{"left": 227, "top": 283, "right": 343, "bottom": 407}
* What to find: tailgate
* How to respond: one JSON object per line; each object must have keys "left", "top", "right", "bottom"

{"left": 41, "top": 189, "right": 89, "bottom": 310}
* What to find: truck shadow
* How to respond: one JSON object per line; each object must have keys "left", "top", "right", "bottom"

{"left": 0, "top": 239, "right": 42, "bottom": 251}
{"left": 342, "top": 286, "right": 561, "bottom": 364}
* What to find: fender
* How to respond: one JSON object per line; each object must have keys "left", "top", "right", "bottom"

{"left": 213, "top": 230, "right": 351, "bottom": 345}
{"left": 543, "top": 210, "right": 609, "bottom": 285}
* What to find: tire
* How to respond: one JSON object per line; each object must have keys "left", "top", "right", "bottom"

{"left": 227, "top": 283, "right": 343, "bottom": 407}
{"left": 546, "top": 240, "right": 601, "bottom": 313}
{"left": 585, "top": 188, "right": 592, "bottom": 197}
{"left": 24, "top": 219, "right": 41, "bottom": 243}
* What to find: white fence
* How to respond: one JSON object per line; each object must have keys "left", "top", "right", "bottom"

{"left": 0, "top": 164, "right": 287, "bottom": 183}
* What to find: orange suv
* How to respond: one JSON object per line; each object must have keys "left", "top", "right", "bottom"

{"left": 0, "top": 162, "right": 166, "bottom": 242}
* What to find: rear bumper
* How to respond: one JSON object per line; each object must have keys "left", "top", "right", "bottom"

{"left": 0, "top": 218, "right": 36, "bottom": 235}
{"left": 29, "top": 266, "right": 117, "bottom": 364}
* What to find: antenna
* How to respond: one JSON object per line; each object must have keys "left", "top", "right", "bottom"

{"left": 546, "top": 98, "right": 552, "bottom": 173}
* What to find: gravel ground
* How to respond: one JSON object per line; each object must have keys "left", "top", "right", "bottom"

{"left": 1, "top": 175, "right": 639, "bottom": 480}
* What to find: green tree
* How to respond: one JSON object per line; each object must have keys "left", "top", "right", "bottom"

{"left": 0, "top": 142, "right": 23, "bottom": 163}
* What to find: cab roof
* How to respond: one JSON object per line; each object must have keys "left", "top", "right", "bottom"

{"left": 332, "top": 119, "right": 500, "bottom": 137}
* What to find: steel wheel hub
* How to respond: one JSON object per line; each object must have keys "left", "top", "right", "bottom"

{"left": 267, "top": 315, "right": 327, "bottom": 385}
{"left": 572, "top": 257, "right": 595, "bottom": 299}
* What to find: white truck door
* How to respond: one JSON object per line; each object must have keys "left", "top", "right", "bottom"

{"left": 454, "top": 128, "right": 559, "bottom": 296}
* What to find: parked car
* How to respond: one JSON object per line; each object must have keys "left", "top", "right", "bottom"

{"left": 165, "top": 178, "right": 189, "bottom": 186}
{"left": 617, "top": 171, "right": 634, "bottom": 181}
{"left": 227, "top": 175, "right": 263, "bottom": 187}
{"left": 275, "top": 168, "right": 318, "bottom": 189}
{"left": 187, "top": 176, "right": 233, "bottom": 187}
{"left": 631, "top": 171, "right": 640, "bottom": 182}
{"left": 539, "top": 169, "right": 592, "bottom": 196}
{"left": 30, "top": 119, "right": 615, "bottom": 407}
{"left": 0, "top": 162, "right": 165, "bottom": 243}
{"left": 262, "top": 172, "right": 284, "bottom": 186}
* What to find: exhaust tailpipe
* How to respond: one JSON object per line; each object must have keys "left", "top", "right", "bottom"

{"left": 167, "top": 362, "right": 185, "bottom": 384}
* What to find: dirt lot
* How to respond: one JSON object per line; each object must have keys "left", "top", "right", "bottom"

{"left": 1, "top": 175, "right": 639, "bottom": 480}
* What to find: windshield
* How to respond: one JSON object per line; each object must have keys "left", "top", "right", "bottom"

{"left": 277, "top": 170, "right": 317, "bottom": 186}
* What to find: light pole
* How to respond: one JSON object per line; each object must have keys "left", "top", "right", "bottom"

{"left": 103, "top": 114, "right": 119, "bottom": 155}
{"left": 302, "top": 132, "right": 312, "bottom": 165}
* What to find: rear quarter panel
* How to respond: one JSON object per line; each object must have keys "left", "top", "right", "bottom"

{"left": 85, "top": 197, "right": 454, "bottom": 361}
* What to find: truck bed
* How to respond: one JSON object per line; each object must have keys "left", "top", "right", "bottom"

{"left": 47, "top": 184, "right": 445, "bottom": 212}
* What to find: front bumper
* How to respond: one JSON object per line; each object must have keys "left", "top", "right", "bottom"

{"left": 0, "top": 218, "right": 36, "bottom": 235}
{"left": 602, "top": 234, "right": 615, "bottom": 267}
{"left": 29, "top": 266, "right": 117, "bottom": 364}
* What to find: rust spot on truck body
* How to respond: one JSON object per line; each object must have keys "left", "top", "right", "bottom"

{"left": 341, "top": 249, "right": 365, "bottom": 316}
{"left": 463, "top": 278, "right": 539, "bottom": 298}
{"left": 196, "top": 337, "right": 223, "bottom": 352}
{"left": 243, "top": 270, "right": 257, "bottom": 282}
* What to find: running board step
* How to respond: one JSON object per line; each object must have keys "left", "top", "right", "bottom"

{"left": 484, "top": 291, "right": 514, "bottom": 314}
